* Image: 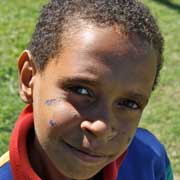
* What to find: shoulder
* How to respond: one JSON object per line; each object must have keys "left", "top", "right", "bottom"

{"left": 0, "top": 152, "right": 13, "bottom": 179}
{"left": 128, "top": 128, "right": 170, "bottom": 168}
{"left": 133, "top": 128, "right": 168, "bottom": 159}
{"left": 118, "top": 128, "right": 173, "bottom": 180}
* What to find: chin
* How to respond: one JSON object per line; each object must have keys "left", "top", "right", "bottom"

{"left": 53, "top": 160, "right": 103, "bottom": 180}
{"left": 61, "top": 170, "right": 98, "bottom": 180}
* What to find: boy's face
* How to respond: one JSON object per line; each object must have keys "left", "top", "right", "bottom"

{"left": 20, "top": 25, "right": 157, "bottom": 179}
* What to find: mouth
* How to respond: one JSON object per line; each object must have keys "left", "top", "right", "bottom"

{"left": 63, "top": 141, "right": 107, "bottom": 164}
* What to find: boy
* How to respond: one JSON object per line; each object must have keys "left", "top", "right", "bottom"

{"left": 0, "top": 0, "right": 174, "bottom": 179}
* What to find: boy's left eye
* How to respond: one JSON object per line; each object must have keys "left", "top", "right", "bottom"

{"left": 117, "top": 99, "right": 140, "bottom": 110}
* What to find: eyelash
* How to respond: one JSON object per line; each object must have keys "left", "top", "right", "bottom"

{"left": 66, "top": 85, "right": 140, "bottom": 110}
{"left": 117, "top": 99, "right": 140, "bottom": 110}
{"left": 66, "top": 85, "right": 94, "bottom": 97}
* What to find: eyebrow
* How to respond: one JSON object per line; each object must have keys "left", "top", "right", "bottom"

{"left": 57, "top": 76, "right": 100, "bottom": 87}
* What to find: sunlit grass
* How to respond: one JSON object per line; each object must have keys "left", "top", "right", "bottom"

{"left": 141, "top": 0, "right": 180, "bottom": 177}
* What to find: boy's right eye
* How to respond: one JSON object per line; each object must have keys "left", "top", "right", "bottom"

{"left": 66, "top": 85, "right": 94, "bottom": 98}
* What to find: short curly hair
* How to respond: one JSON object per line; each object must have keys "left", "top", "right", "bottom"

{"left": 28, "top": 0, "right": 164, "bottom": 89}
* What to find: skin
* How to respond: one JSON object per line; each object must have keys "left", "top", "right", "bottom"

{"left": 18, "top": 24, "right": 157, "bottom": 180}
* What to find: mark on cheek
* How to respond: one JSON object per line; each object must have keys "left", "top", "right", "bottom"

{"left": 49, "top": 120, "right": 57, "bottom": 127}
{"left": 45, "top": 98, "right": 61, "bottom": 106}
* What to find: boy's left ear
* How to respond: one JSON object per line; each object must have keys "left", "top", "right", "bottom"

{"left": 18, "top": 50, "right": 37, "bottom": 104}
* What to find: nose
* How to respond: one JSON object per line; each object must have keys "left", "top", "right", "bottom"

{"left": 80, "top": 119, "right": 117, "bottom": 142}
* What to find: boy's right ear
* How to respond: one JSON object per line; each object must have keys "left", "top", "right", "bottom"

{"left": 18, "top": 50, "right": 37, "bottom": 104}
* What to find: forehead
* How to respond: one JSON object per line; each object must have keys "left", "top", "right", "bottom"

{"left": 60, "top": 25, "right": 156, "bottom": 75}
{"left": 62, "top": 23, "right": 151, "bottom": 53}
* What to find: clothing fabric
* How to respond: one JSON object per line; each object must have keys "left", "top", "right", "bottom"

{"left": 0, "top": 105, "right": 174, "bottom": 180}
{"left": 117, "top": 129, "right": 174, "bottom": 180}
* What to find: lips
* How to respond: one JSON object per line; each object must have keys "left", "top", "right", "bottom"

{"left": 63, "top": 140, "right": 107, "bottom": 164}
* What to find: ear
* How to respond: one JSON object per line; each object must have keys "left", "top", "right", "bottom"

{"left": 18, "top": 50, "right": 36, "bottom": 104}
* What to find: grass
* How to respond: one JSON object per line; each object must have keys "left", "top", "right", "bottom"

{"left": 0, "top": 0, "right": 179, "bottom": 178}
{"left": 140, "top": 0, "right": 180, "bottom": 178}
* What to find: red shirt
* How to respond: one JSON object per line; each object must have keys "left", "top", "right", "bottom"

{"left": 10, "top": 105, "right": 126, "bottom": 180}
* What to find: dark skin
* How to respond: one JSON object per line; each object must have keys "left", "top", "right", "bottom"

{"left": 18, "top": 24, "right": 157, "bottom": 180}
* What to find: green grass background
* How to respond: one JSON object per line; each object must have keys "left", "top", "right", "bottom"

{"left": 0, "top": 0, "right": 179, "bottom": 178}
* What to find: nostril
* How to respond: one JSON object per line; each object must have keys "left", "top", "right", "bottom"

{"left": 81, "top": 121, "right": 97, "bottom": 138}
{"left": 83, "top": 128, "right": 96, "bottom": 137}
{"left": 81, "top": 120, "right": 110, "bottom": 138}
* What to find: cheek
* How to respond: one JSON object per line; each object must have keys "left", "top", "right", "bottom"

{"left": 118, "top": 130, "right": 134, "bottom": 147}
{"left": 110, "top": 129, "right": 135, "bottom": 157}
{"left": 113, "top": 117, "right": 140, "bottom": 150}
{"left": 46, "top": 102, "right": 82, "bottom": 137}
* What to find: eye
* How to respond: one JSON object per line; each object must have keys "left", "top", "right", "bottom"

{"left": 117, "top": 99, "right": 140, "bottom": 110}
{"left": 67, "top": 85, "right": 94, "bottom": 97}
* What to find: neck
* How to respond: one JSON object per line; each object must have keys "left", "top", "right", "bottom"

{"left": 28, "top": 135, "right": 67, "bottom": 180}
